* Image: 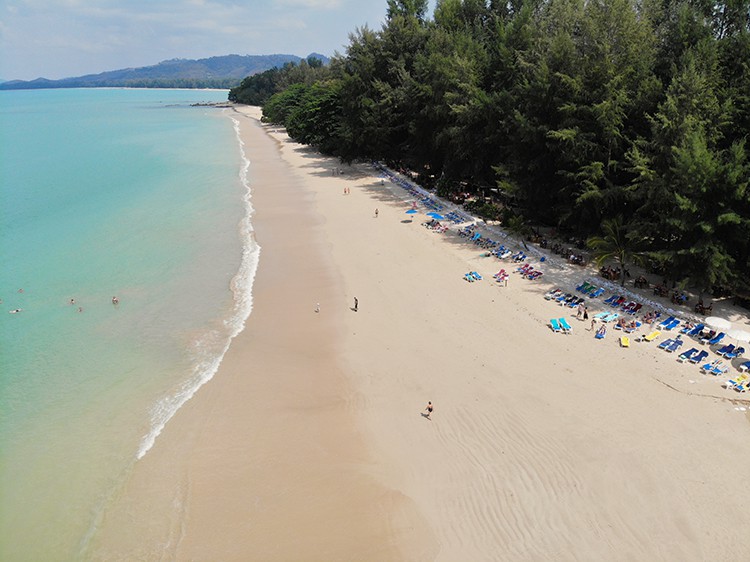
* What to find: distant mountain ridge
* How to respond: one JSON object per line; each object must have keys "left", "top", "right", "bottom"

{"left": 0, "top": 53, "right": 330, "bottom": 90}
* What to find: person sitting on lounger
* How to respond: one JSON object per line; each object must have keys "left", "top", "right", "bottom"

{"left": 596, "top": 325, "right": 607, "bottom": 338}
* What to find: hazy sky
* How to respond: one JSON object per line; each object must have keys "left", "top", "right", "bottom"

{"left": 0, "top": 0, "right": 437, "bottom": 81}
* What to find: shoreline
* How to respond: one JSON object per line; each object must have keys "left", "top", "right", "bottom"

{"left": 91, "top": 106, "right": 433, "bottom": 560}
{"left": 133, "top": 110, "right": 260, "bottom": 461}
{"left": 93, "top": 106, "right": 750, "bottom": 561}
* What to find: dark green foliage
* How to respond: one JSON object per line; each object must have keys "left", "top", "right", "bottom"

{"left": 229, "top": 58, "right": 332, "bottom": 106}
{"left": 243, "top": 0, "right": 749, "bottom": 297}
{"left": 229, "top": 68, "right": 283, "bottom": 105}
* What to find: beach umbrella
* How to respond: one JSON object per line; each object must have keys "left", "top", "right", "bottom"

{"left": 405, "top": 209, "right": 418, "bottom": 215}
{"left": 427, "top": 212, "right": 446, "bottom": 220}
{"left": 726, "top": 328, "right": 750, "bottom": 343}
{"left": 705, "top": 316, "right": 732, "bottom": 331}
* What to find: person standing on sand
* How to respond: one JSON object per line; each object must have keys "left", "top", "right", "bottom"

{"left": 375, "top": 208, "right": 379, "bottom": 218}
{"left": 583, "top": 306, "right": 589, "bottom": 321}
{"left": 315, "top": 302, "right": 320, "bottom": 313}
{"left": 424, "top": 401, "right": 433, "bottom": 420}
{"left": 591, "top": 318, "right": 596, "bottom": 331}
{"left": 353, "top": 297, "right": 358, "bottom": 312}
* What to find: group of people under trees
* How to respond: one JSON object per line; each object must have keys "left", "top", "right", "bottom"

{"left": 600, "top": 266, "right": 627, "bottom": 281}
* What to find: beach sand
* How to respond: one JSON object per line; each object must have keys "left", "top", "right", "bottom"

{"left": 93, "top": 106, "right": 750, "bottom": 561}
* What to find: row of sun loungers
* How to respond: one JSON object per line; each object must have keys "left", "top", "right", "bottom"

{"left": 575, "top": 281, "right": 605, "bottom": 298}
{"left": 550, "top": 317, "right": 573, "bottom": 334}
{"left": 677, "top": 348, "right": 706, "bottom": 363}
{"left": 657, "top": 316, "right": 681, "bottom": 330}
{"left": 491, "top": 245, "right": 513, "bottom": 259}
{"left": 463, "top": 271, "right": 482, "bottom": 282}
{"left": 594, "top": 311, "right": 619, "bottom": 322}
{"left": 715, "top": 343, "right": 746, "bottom": 359}
{"left": 444, "top": 211, "right": 469, "bottom": 224}
{"left": 493, "top": 269, "right": 509, "bottom": 283}
{"left": 701, "top": 359, "right": 729, "bottom": 376}
{"left": 680, "top": 323, "right": 705, "bottom": 336}
{"left": 700, "top": 331, "right": 725, "bottom": 345}
{"left": 722, "top": 374, "right": 750, "bottom": 392}
{"left": 545, "top": 290, "right": 585, "bottom": 308}
{"left": 515, "top": 263, "right": 543, "bottom": 280}
{"left": 549, "top": 280, "right": 750, "bottom": 380}
{"left": 548, "top": 281, "right": 750, "bottom": 377}
{"left": 603, "top": 295, "right": 643, "bottom": 315}
{"left": 657, "top": 337, "right": 684, "bottom": 353}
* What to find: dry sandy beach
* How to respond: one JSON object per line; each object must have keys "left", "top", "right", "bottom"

{"left": 93, "top": 106, "right": 750, "bottom": 561}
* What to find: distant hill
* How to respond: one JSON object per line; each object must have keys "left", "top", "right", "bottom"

{"left": 0, "top": 54, "right": 330, "bottom": 90}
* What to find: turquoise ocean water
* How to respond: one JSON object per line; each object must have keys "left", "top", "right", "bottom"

{"left": 0, "top": 89, "right": 258, "bottom": 560}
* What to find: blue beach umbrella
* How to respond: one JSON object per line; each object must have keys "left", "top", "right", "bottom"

{"left": 427, "top": 212, "right": 446, "bottom": 220}
{"left": 405, "top": 209, "right": 418, "bottom": 214}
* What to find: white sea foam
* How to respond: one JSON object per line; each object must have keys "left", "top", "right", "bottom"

{"left": 136, "top": 113, "right": 260, "bottom": 460}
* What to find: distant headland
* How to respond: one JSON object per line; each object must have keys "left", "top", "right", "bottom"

{"left": 0, "top": 53, "right": 330, "bottom": 90}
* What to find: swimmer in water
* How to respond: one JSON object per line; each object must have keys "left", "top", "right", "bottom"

{"left": 112, "top": 296, "right": 119, "bottom": 305}
{"left": 9, "top": 309, "right": 21, "bottom": 314}
{"left": 70, "top": 298, "right": 75, "bottom": 305}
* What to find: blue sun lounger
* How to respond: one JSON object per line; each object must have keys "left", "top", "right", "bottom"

{"left": 725, "top": 346, "right": 745, "bottom": 359}
{"left": 590, "top": 288, "right": 605, "bottom": 298}
{"left": 701, "top": 360, "right": 721, "bottom": 373}
{"left": 677, "top": 348, "right": 698, "bottom": 362}
{"left": 739, "top": 360, "right": 750, "bottom": 372}
{"left": 689, "top": 350, "right": 709, "bottom": 364}
{"left": 707, "top": 332, "right": 725, "bottom": 346}
{"left": 702, "top": 361, "right": 728, "bottom": 376}
{"left": 657, "top": 338, "right": 675, "bottom": 350}
{"left": 716, "top": 343, "right": 735, "bottom": 356}
{"left": 658, "top": 316, "right": 676, "bottom": 329}
{"left": 602, "top": 312, "right": 619, "bottom": 323}
{"left": 683, "top": 323, "right": 704, "bottom": 336}
{"left": 559, "top": 317, "right": 573, "bottom": 334}
{"left": 665, "top": 339, "right": 684, "bottom": 353}
{"left": 550, "top": 318, "right": 562, "bottom": 333}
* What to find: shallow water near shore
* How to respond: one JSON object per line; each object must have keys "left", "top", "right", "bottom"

{"left": 0, "top": 88, "right": 255, "bottom": 560}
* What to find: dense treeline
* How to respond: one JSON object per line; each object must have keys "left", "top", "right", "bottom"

{"left": 228, "top": 57, "right": 329, "bottom": 105}
{"left": 235, "top": 0, "right": 750, "bottom": 299}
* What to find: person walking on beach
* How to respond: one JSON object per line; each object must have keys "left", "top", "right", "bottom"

{"left": 583, "top": 306, "right": 589, "bottom": 321}
{"left": 424, "top": 401, "right": 433, "bottom": 420}
{"left": 375, "top": 208, "right": 379, "bottom": 218}
{"left": 315, "top": 302, "right": 320, "bottom": 313}
{"left": 591, "top": 318, "right": 596, "bottom": 331}
{"left": 353, "top": 297, "right": 358, "bottom": 312}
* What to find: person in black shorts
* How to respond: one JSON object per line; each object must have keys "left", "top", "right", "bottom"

{"left": 424, "top": 401, "right": 433, "bottom": 420}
